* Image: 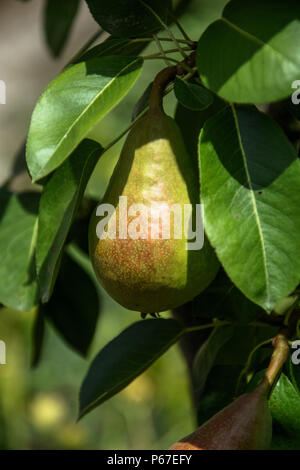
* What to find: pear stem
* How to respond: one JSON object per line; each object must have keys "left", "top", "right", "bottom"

{"left": 149, "top": 66, "right": 177, "bottom": 112}
{"left": 264, "top": 330, "right": 290, "bottom": 389}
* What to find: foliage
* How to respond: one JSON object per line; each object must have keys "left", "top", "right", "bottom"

{"left": 1, "top": 0, "right": 300, "bottom": 450}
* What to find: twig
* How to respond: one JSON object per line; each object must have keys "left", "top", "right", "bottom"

{"left": 174, "top": 19, "right": 192, "bottom": 42}
{"left": 143, "top": 47, "right": 193, "bottom": 59}
{"left": 153, "top": 34, "right": 172, "bottom": 66}
{"left": 157, "top": 37, "right": 195, "bottom": 45}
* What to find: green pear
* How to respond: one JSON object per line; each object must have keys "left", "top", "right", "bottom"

{"left": 170, "top": 378, "right": 272, "bottom": 450}
{"left": 89, "top": 77, "right": 219, "bottom": 313}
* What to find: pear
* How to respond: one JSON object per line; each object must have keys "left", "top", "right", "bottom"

{"left": 89, "top": 70, "right": 219, "bottom": 313}
{"left": 170, "top": 378, "right": 272, "bottom": 450}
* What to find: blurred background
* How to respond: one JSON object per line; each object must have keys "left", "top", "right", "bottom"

{"left": 0, "top": 0, "right": 227, "bottom": 450}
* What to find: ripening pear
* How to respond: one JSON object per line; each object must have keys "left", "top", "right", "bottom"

{"left": 89, "top": 70, "right": 219, "bottom": 313}
{"left": 170, "top": 378, "right": 272, "bottom": 450}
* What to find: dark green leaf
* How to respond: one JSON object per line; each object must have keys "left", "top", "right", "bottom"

{"left": 0, "top": 191, "right": 39, "bottom": 311}
{"left": 193, "top": 326, "right": 234, "bottom": 395}
{"left": 197, "top": 0, "right": 300, "bottom": 103}
{"left": 67, "top": 196, "right": 97, "bottom": 255}
{"left": 85, "top": 0, "right": 172, "bottom": 37}
{"left": 197, "top": 364, "right": 242, "bottom": 426}
{"left": 43, "top": 254, "right": 100, "bottom": 356}
{"left": 174, "top": 79, "right": 214, "bottom": 111}
{"left": 75, "top": 37, "right": 150, "bottom": 64}
{"left": 286, "top": 96, "right": 300, "bottom": 121}
{"left": 270, "top": 373, "right": 300, "bottom": 435}
{"left": 271, "top": 431, "right": 300, "bottom": 450}
{"left": 26, "top": 56, "right": 143, "bottom": 181}
{"left": 36, "top": 139, "right": 102, "bottom": 303}
{"left": 44, "top": 0, "right": 80, "bottom": 57}
{"left": 200, "top": 105, "right": 300, "bottom": 311}
{"left": 79, "top": 318, "right": 184, "bottom": 418}
{"left": 31, "top": 306, "right": 45, "bottom": 368}
{"left": 193, "top": 269, "right": 263, "bottom": 323}
{"left": 214, "top": 326, "right": 276, "bottom": 368}
{"left": 131, "top": 81, "right": 153, "bottom": 121}
{"left": 175, "top": 96, "right": 225, "bottom": 162}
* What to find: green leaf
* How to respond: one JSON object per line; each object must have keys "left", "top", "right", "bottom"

{"left": 85, "top": 0, "right": 172, "bottom": 37}
{"left": 43, "top": 254, "right": 100, "bottom": 357}
{"left": 197, "top": 0, "right": 300, "bottom": 103}
{"left": 44, "top": 0, "right": 80, "bottom": 57}
{"left": 214, "top": 326, "right": 276, "bottom": 368}
{"left": 75, "top": 37, "right": 150, "bottom": 64}
{"left": 199, "top": 105, "right": 300, "bottom": 311}
{"left": 0, "top": 191, "right": 39, "bottom": 311}
{"left": 36, "top": 139, "right": 102, "bottom": 303}
{"left": 286, "top": 96, "right": 300, "bottom": 121}
{"left": 193, "top": 326, "right": 234, "bottom": 395}
{"left": 197, "top": 364, "right": 242, "bottom": 427}
{"left": 26, "top": 55, "right": 143, "bottom": 181}
{"left": 175, "top": 97, "right": 225, "bottom": 162}
{"left": 68, "top": 197, "right": 97, "bottom": 256}
{"left": 271, "top": 432, "right": 300, "bottom": 450}
{"left": 193, "top": 269, "right": 263, "bottom": 323}
{"left": 270, "top": 373, "right": 300, "bottom": 435}
{"left": 31, "top": 306, "right": 45, "bottom": 368}
{"left": 79, "top": 318, "right": 184, "bottom": 418}
{"left": 131, "top": 81, "right": 153, "bottom": 121}
{"left": 174, "top": 79, "right": 214, "bottom": 111}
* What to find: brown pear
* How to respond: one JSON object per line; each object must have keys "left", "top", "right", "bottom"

{"left": 89, "top": 68, "right": 219, "bottom": 313}
{"left": 170, "top": 378, "right": 272, "bottom": 450}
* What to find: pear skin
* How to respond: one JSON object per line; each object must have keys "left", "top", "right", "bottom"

{"left": 89, "top": 81, "right": 219, "bottom": 313}
{"left": 170, "top": 378, "right": 272, "bottom": 450}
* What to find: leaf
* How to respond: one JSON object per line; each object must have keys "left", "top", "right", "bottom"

{"left": 197, "top": 0, "right": 300, "bottom": 103}
{"left": 131, "top": 81, "right": 153, "bottom": 121}
{"left": 75, "top": 37, "right": 150, "bottom": 64}
{"left": 26, "top": 55, "right": 143, "bottom": 181}
{"left": 85, "top": 0, "right": 172, "bottom": 37}
{"left": 43, "top": 254, "right": 100, "bottom": 357}
{"left": 193, "top": 269, "right": 263, "bottom": 324}
{"left": 199, "top": 105, "right": 300, "bottom": 311}
{"left": 79, "top": 318, "right": 184, "bottom": 418}
{"left": 270, "top": 373, "right": 300, "bottom": 435}
{"left": 286, "top": 96, "right": 300, "bottom": 121}
{"left": 31, "top": 306, "right": 45, "bottom": 368}
{"left": 175, "top": 96, "right": 225, "bottom": 162}
{"left": 214, "top": 325, "right": 276, "bottom": 368}
{"left": 43, "top": 0, "right": 80, "bottom": 57}
{"left": 0, "top": 191, "right": 39, "bottom": 311}
{"left": 193, "top": 326, "right": 234, "bottom": 396}
{"left": 271, "top": 431, "right": 300, "bottom": 450}
{"left": 197, "top": 364, "right": 242, "bottom": 427}
{"left": 36, "top": 139, "right": 102, "bottom": 303}
{"left": 174, "top": 79, "right": 214, "bottom": 111}
{"left": 68, "top": 196, "right": 97, "bottom": 256}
